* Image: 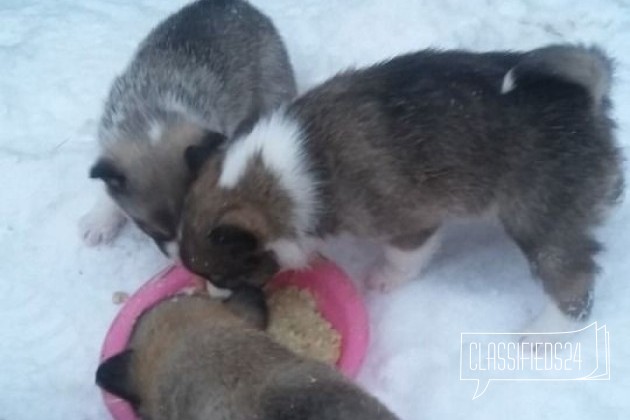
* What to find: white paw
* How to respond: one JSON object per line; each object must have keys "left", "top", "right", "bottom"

{"left": 366, "top": 266, "right": 410, "bottom": 293}
{"left": 78, "top": 207, "right": 127, "bottom": 246}
{"left": 519, "top": 300, "right": 582, "bottom": 354}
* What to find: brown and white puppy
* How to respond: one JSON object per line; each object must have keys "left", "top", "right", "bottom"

{"left": 96, "top": 290, "right": 398, "bottom": 420}
{"left": 79, "top": 0, "right": 296, "bottom": 255}
{"left": 179, "top": 45, "right": 623, "bottom": 343}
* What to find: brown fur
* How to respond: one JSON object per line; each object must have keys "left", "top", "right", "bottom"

{"left": 97, "top": 295, "right": 398, "bottom": 420}
{"left": 102, "top": 121, "right": 208, "bottom": 239}
{"left": 180, "top": 156, "right": 289, "bottom": 288}
{"left": 180, "top": 45, "right": 622, "bottom": 323}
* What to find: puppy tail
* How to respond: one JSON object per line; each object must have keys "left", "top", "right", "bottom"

{"left": 501, "top": 45, "right": 613, "bottom": 108}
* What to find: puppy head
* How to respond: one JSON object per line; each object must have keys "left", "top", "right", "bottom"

{"left": 91, "top": 124, "right": 226, "bottom": 255}
{"left": 179, "top": 143, "right": 299, "bottom": 289}
{"left": 96, "top": 291, "right": 268, "bottom": 415}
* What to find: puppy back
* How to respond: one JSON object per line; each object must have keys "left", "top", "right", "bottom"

{"left": 261, "top": 361, "right": 400, "bottom": 420}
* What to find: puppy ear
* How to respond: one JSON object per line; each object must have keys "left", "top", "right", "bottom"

{"left": 224, "top": 285, "right": 268, "bottom": 329}
{"left": 90, "top": 158, "right": 126, "bottom": 193}
{"left": 185, "top": 131, "right": 227, "bottom": 178}
{"left": 95, "top": 350, "right": 139, "bottom": 406}
{"left": 208, "top": 224, "right": 259, "bottom": 254}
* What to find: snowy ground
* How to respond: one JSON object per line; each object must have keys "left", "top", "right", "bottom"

{"left": 1, "top": 0, "right": 629, "bottom": 418}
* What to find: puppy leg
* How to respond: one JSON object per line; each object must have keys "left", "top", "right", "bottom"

{"left": 79, "top": 191, "right": 127, "bottom": 246}
{"left": 521, "top": 243, "right": 595, "bottom": 349}
{"left": 223, "top": 285, "right": 268, "bottom": 329}
{"left": 504, "top": 218, "right": 597, "bottom": 347}
{"left": 367, "top": 228, "right": 440, "bottom": 292}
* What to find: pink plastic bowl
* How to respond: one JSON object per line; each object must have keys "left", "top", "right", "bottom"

{"left": 99, "top": 261, "right": 369, "bottom": 420}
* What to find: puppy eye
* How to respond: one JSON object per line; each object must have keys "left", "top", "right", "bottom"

{"left": 89, "top": 158, "right": 126, "bottom": 194}
{"left": 208, "top": 224, "right": 258, "bottom": 253}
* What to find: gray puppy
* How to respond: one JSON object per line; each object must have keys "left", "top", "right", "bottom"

{"left": 79, "top": 0, "right": 296, "bottom": 255}
{"left": 180, "top": 45, "right": 623, "bottom": 343}
{"left": 96, "top": 290, "right": 398, "bottom": 420}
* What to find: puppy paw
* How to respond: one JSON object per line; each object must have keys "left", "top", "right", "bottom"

{"left": 78, "top": 207, "right": 127, "bottom": 246}
{"left": 519, "top": 301, "right": 581, "bottom": 354}
{"left": 366, "top": 267, "right": 410, "bottom": 293}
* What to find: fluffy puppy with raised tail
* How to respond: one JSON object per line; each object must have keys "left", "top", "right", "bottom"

{"left": 79, "top": 0, "right": 296, "bottom": 255}
{"left": 180, "top": 45, "right": 623, "bottom": 340}
{"left": 96, "top": 289, "right": 398, "bottom": 420}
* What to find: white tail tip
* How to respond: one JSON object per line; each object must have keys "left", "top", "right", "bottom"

{"left": 501, "top": 68, "right": 516, "bottom": 94}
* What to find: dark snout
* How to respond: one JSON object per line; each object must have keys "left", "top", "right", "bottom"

{"left": 180, "top": 243, "right": 279, "bottom": 290}
{"left": 235, "top": 251, "right": 280, "bottom": 287}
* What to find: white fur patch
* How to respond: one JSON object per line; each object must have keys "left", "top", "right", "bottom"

{"left": 219, "top": 111, "right": 318, "bottom": 234}
{"left": 266, "top": 238, "right": 312, "bottom": 270}
{"left": 501, "top": 68, "right": 516, "bottom": 94}
{"left": 162, "top": 94, "right": 192, "bottom": 117}
{"left": 147, "top": 121, "right": 163, "bottom": 144}
{"left": 159, "top": 94, "right": 217, "bottom": 134}
{"left": 206, "top": 282, "right": 233, "bottom": 299}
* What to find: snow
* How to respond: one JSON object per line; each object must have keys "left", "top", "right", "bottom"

{"left": 0, "top": 0, "right": 628, "bottom": 418}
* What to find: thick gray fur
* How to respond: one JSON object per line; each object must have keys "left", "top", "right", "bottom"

{"left": 292, "top": 44, "right": 623, "bottom": 319}
{"left": 93, "top": 0, "right": 296, "bottom": 247}
{"left": 181, "top": 44, "right": 623, "bottom": 322}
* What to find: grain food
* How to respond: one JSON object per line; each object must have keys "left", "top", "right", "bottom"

{"left": 267, "top": 286, "right": 341, "bottom": 365}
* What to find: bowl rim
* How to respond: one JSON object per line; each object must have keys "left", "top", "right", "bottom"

{"left": 99, "top": 261, "right": 369, "bottom": 420}
{"left": 99, "top": 265, "right": 193, "bottom": 420}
